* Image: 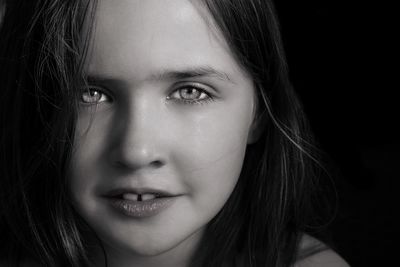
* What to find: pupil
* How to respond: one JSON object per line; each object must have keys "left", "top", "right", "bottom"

{"left": 181, "top": 88, "right": 199, "bottom": 99}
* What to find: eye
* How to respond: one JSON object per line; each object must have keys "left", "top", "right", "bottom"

{"left": 80, "top": 87, "right": 111, "bottom": 104}
{"left": 168, "top": 84, "right": 213, "bottom": 104}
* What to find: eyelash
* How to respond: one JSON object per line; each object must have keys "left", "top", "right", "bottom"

{"left": 80, "top": 86, "right": 112, "bottom": 105}
{"left": 167, "top": 84, "right": 214, "bottom": 105}
{"left": 79, "top": 84, "right": 215, "bottom": 105}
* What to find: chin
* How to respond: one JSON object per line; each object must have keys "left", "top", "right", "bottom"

{"left": 102, "top": 234, "right": 190, "bottom": 259}
{"left": 99, "top": 223, "right": 204, "bottom": 260}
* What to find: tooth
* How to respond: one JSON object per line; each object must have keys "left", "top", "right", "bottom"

{"left": 122, "top": 193, "right": 138, "bottom": 201}
{"left": 141, "top": 194, "right": 156, "bottom": 201}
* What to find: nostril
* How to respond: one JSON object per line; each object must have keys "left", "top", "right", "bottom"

{"left": 150, "top": 160, "right": 164, "bottom": 168}
{"left": 112, "top": 159, "right": 165, "bottom": 170}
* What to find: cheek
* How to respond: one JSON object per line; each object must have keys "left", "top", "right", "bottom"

{"left": 72, "top": 110, "right": 113, "bottom": 163}
{"left": 174, "top": 107, "right": 252, "bottom": 206}
{"left": 68, "top": 114, "right": 110, "bottom": 205}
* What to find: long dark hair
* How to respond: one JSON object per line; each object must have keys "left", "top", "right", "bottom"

{"left": 0, "top": 0, "right": 334, "bottom": 266}
{"left": 0, "top": 0, "right": 96, "bottom": 266}
{"left": 193, "top": 1, "right": 334, "bottom": 266}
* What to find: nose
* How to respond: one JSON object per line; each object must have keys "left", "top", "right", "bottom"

{"left": 108, "top": 94, "right": 167, "bottom": 171}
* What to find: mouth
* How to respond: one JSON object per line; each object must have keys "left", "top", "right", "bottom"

{"left": 102, "top": 188, "right": 179, "bottom": 218}
{"left": 104, "top": 188, "right": 177, "bottom": 201}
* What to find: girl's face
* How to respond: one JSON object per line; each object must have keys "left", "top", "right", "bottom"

{"left": 69, "top": 0, "right": 257, "bottom": 263}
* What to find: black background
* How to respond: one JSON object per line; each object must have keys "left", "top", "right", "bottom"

{"left": 275, "top": 1, "right": 398, "bottom": 266}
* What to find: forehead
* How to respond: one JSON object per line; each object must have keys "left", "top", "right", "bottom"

{"left": 86, "top": 0, "right": 248, "bottom": 84}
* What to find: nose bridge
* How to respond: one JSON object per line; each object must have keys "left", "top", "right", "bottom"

{"left": 112, "top": 90, "right": 165, "bottom": 169}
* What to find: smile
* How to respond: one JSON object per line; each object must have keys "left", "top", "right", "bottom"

{"left": 103, "top": 188, "right": 179, "bottom": 218}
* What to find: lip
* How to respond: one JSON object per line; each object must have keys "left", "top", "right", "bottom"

{"left": 108, "top": 197, "right": 176, "bottom": 218}
{"left": 103, "top": 187, "right": 176, "bottom": 198}
{"left": 102, "top": 187, "right": 179, "bottom": 218}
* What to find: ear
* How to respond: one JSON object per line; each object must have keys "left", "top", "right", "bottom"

{"left": 247, "top": 113, "right": 266, "bottom": 144}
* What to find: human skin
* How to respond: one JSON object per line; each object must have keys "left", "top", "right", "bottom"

{"left": 68, "top": 0, "right": 258, "bottom": 266}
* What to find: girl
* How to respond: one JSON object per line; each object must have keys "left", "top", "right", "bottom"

{"left": 0, "top": 0, "right": 349, "bottom": 266}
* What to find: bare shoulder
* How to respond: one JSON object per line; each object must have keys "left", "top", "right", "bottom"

{"left": 294, "top": 235, "right": 350, "bottom": 267}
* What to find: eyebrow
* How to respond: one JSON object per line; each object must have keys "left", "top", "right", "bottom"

{"left": 85, "top": 66, "right": 235, "bottom": 85}
{"left": 149, "top": 66, "right": 234, "bottom": 84}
